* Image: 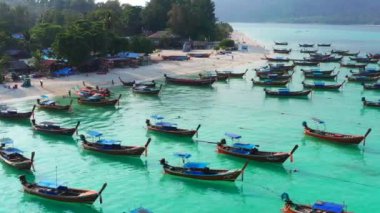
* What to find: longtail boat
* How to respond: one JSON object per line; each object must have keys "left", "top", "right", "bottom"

{"left": 341, "top": 51, "right": 360, "bottom": 56}
{"left": 251, "top": 79, "right": 289, "bottom": 86}
{"left": 299, "top": 44, "right": 314, "bottom": 47}
{"left": 80, "top": 131, "right": 151, "bottom": 156}
{"left": 146, "top": 115, "right": 201, "bottom": 137}
{"left": 309, "top": 53, "right": 331, "bottom": 58}
{"left": 263, "top": 56, "right": 290, "bottom": 62}
{"left": 317, "top": 56, "right": 343, "bottom": 63}
{"left": 119, "top": 77, "right": 156, "bottom": 87}
{"left": 78, "top": 94, "right": 122, "bottom": 107}
{"left": 255, "top": 68, "right": 289, "bottom": 76}
{"left": 132, "top": 85, "right": 162, "bottom": 95}
{"left": 331, "top": 49, "right": 349, "bottom": 55}
{"left": 293, "top": 60, "right": 319, "bottom": 66}
{"left": 199, "top": 73, "right": 228, "bottom": 81}
{"left": 273, "top": 48, "right": 291, "bottom": 54}
{"left": 362, "top": 97, "right": 380, "bottom": 108}
{"left": 257, "top": 72, "right": 293, "bottom": 80}
{"left": 367, "top": 53, "right": 380, "bottom": 59}
{"left": 0, "top": 138, "right": 35, "bottom": 171}
{"left": 304, "top": 72, "right": 339, "bottom": 80}
{"left": 19, "top": 175, "right": 107, "bottom": 204}
{"left": 264, "top": 88, "right": 311, "bottom": 97}
{"left": 159, "top": 153, "right": 248, "bottom": 182}
{"left": 216, "top": 133, "right": 298, "bottom": 163}
{"left": 281, "top": 193, "right": 351, "bottom": 213}
{"left": 31, "top": 119, "right": 80, "bottom": 136}
{"left": 346, "top": 75, "right": 380, "bottom": 82}
{"left": 268, "top": 64, "right": 295, "bottom": 71}
{"left": 340, "top": 62, "right": 366, "bottom": 69}
{"left": 274, "top": 41, "right": 288, "bottom": 46}
{"left": 300, "top": 67, "right": 335, "bottom": 75}
{"left": 216, "top": 70, "right": 248, "bottom": 78}
{"left": 78, "top": 83, "right": 111, "bottom": 97}
{"left": 302, "top": 121, "right": 371, "bottom": 145}
{"left": 350, "top": 56, "right": 378, "bottom": 63}
{"left": 187, "top": 53, "right": 211, "bottom": 58}
{"left": 362, "top": 82, "right": 380, "bottom": 90}
{"left": 0, "top": 105, "right": 35, "bottom": 120}
{"left": 350, "top": 70, "right": 380, "bottom": 77}
{"left": 302, "top": 81, "right": 345, "bottom": 90}
{"left": 300, "top": 49, "right": 318, "bottom": 54}
{"left": 164, "top": 74, "right": 215, "bottom": 86}
{"left": 37, "top": 97, "right": 73, "bottom": 111}
{"left": 317, "top": 43, "right": 331, "bottom": 47}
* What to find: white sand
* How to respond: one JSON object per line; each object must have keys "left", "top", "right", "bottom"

{"left": 0, "top": 32, "right": 265, "bottom": 104}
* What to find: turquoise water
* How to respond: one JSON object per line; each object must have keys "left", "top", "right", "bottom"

{"left": 1, "top": 23, "right": 380, "bottom": 212}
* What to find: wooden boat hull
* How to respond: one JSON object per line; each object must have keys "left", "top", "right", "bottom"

{"left": 302, "top": 82, "right": 344, "bottom": 90}
{"left": 0, "top": 105, "right": 35, "bottom": 120}
{"left": 217, "top": 145, "right": 294, "bottom": 163}
{"left": 340, "top": 63, "right": 367, "bottom": 68}
{"left": 301, "top": 69, "right": 334, "bottom": 75}
{"left": 294, "top": 61, "right": 319, "bottom": 66}
{"left": 132, "top": 86, "right": 161, "bottom": 95}
{"left": 147, "top": 125, "right": 197, "bottom": 137}
{"left": 362, "top": 98, "right": 380, "bottom": 107}
{"left": 362, "top": 83, "right": 380, "bottom": 90}
{"left": 264, "top": 57, "right": 290, "bottom": 62}
{"left": 304, "top": 74, "right": 338, "bottom": 80}
{"left": 273, "top": 49, "right": 291, "bottom": 54}
{"left": 164, "top": 74, "right": 215, "bottom": 86}
{"left": 303, "top": 122, "right": 370, "bottom": 145}
{"left": 31, "top": 120, "right": 80, "bottom": 136}
{"left": 163, "top": 167, "right": 242, "bottom": 181}
{"left": 252, "top": 79, "right": 289, "bottom": 86}
{"left": 37, "top": 99, "right": 72, "bottom": 111}
{"left": 188, "top": 53, "right": 211, "bottom": 58}
{"left": 346, "top": 75, "right": 380, "bottom": 82}
{"left": 274, "top": 42, "right": 288, "bottom": 46}
{"left": 0, "top": 154, "right": 32, "bottom": 170}
{"left": 264, "top": 89, "right": 311, "bottom": 97}
{"left": 78, "top": 95, "right": 121, "bottom": 107}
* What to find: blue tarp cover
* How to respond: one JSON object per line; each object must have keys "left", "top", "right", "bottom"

{"left": 0, "top": 138, "right": 14, "bottom": 145}
{"left": 3, "top": 147, "right": 23, "bottom": 155}
{"left": 156, "top": 122, "right": 177, "bottom": 127}
{"left": 183, "top": 162, "right": 209, "bottom": 169}
{"left": 151, "top": 115, "right": 164, "bottom": 120}
{"left": 97, "top": 139, "right": 121, "bottom": 145}
{"left": 312, "top": 202, "right": 344, "bottom": 213}
{"left": 52, "top": 68, "right": 73, "bottom": 77}
{"left": 130, "top": 207, "right": 153, "bottom": 213}
{"left": 233, "top": 143, "right": 256, "bottom": 149}
{"left": 38, "top": 181, "right": 63, "bottom": 189}
{"left": 87, "top": 130, "right": 103, "bottom": 137}
{"left": 314, "top": 81, "right": 325, "bottom": 86}
{"left": 41, "top": 100, "right": 55, "bottom": 105}
{"left": 225, "top": 132, "right": 242, "bottom": 139}
{"left": 174, "top": 153, "right": 192, "bottom": 159}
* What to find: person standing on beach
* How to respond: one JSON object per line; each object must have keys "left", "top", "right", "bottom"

{"left": 40, "top": 80, "right": 43, "bottom": 88}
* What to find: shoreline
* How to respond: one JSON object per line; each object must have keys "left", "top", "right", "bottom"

{"left": 0, "top": 32, "right": 265, "bottom": 104}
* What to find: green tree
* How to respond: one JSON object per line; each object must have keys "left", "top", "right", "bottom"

{"left": 142, "top": 0, "right": 173, "bottom": 32}
{"left": 32, "top": 49, "right": 44, "bottom": 72}
{"left": 129, "top": 36, "right": 154, "bottom": 54}
{"left": 122, "top": 5, "right": 143, "bottom": 36}
{"left": 30, "top": 23, "right": 63, "bottom": 48}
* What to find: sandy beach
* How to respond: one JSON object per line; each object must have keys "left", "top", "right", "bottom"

{"left": 0, "top": 32, "right": 265, "bottom": 104}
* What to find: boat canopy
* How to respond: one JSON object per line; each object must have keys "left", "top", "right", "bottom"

{"left": 2, "top": 147, "right": 23, "bottom": 155}
{"left": 40, "top": 121, "right": 59, "bottom": 127}
{"left": 312, "top": 202, "right": 344, "bottom": 213}
{"left": 310, "top": 68, "right": 321, "bottom": 71}
{"left": 41, "top": 100, "right": 55, "bottom": 105}
{"left": 88, "top": 95, "right": 102, "bottom": 100}
{"left": 87, "top": 130, "right": 103, "bottom": 137}
{"left": 184, "top": 162, "right": 209, "bottom": 169}
{"left": 97, "top": 139, "right": 121, "bottom": 145}
{"left": 130, "top": 207, "right": 153, "bottom": 213}
{"left": 38, "top": 181, "right": 65, "bottom": 189}
{"left": 0, "top": 138, "right": 14, "bottom": 145}
{"left": 225, "top": 132, "right": 242, "bottom": 139}
{"left": 151, "top": 114, "right": 164, "bottom": 120}
{"left": 41, "top": 95, "right": 49, "bottom": 99}
{"left": 233, "top": 143, "right": 256, "bottom": 149}
{"left": 174, "top": 153, "right": 192, "bottom": 159}
{"left": 312, "top": 117, "right": 325, "bottom": 124}
{"left": 156, "top": 122, "right": 177, "bottom": 127}
{"left": 314, "top": 81, "right": 325, "bottom": 86}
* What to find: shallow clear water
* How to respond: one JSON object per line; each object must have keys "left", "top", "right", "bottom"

{"left": 1, "top": 23, "right": 380, "bottom": 213}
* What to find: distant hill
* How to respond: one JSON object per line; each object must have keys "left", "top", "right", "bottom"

{"left": 215, "top": 0, "right": 380, "bottom": 24}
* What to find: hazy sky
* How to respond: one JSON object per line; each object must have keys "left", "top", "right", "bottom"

{"left": 95, "top": 0, "right": 149, "bottom": 6}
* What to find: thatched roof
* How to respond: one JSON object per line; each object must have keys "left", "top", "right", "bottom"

{"left": 148, "top": 31, "right": 179, "bottom": 39}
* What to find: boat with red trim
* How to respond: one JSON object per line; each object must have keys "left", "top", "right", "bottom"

{"left": 31, "top": 119, "right": 80, "bottom": 136}
{"left": 79, "top": 130, "right": 151, "bottom": 156}
{"left": 281, "top": 193, "right": 351, "bottom": 213}
{"left": 0, "top": 138, "right": 35, "bottom": 171}
{"left": 302, "top": 121, "right": 371, "bottom": 145}
{"left": 19, "top": 175, "right": 107, "bottom": 204}
{"left": 159, "top": 153, "right": 248, "bottom": 182}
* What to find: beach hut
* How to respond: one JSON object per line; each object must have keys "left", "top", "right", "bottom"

{"left": 148, "top": 31, "right": 181, "bottom": 48}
